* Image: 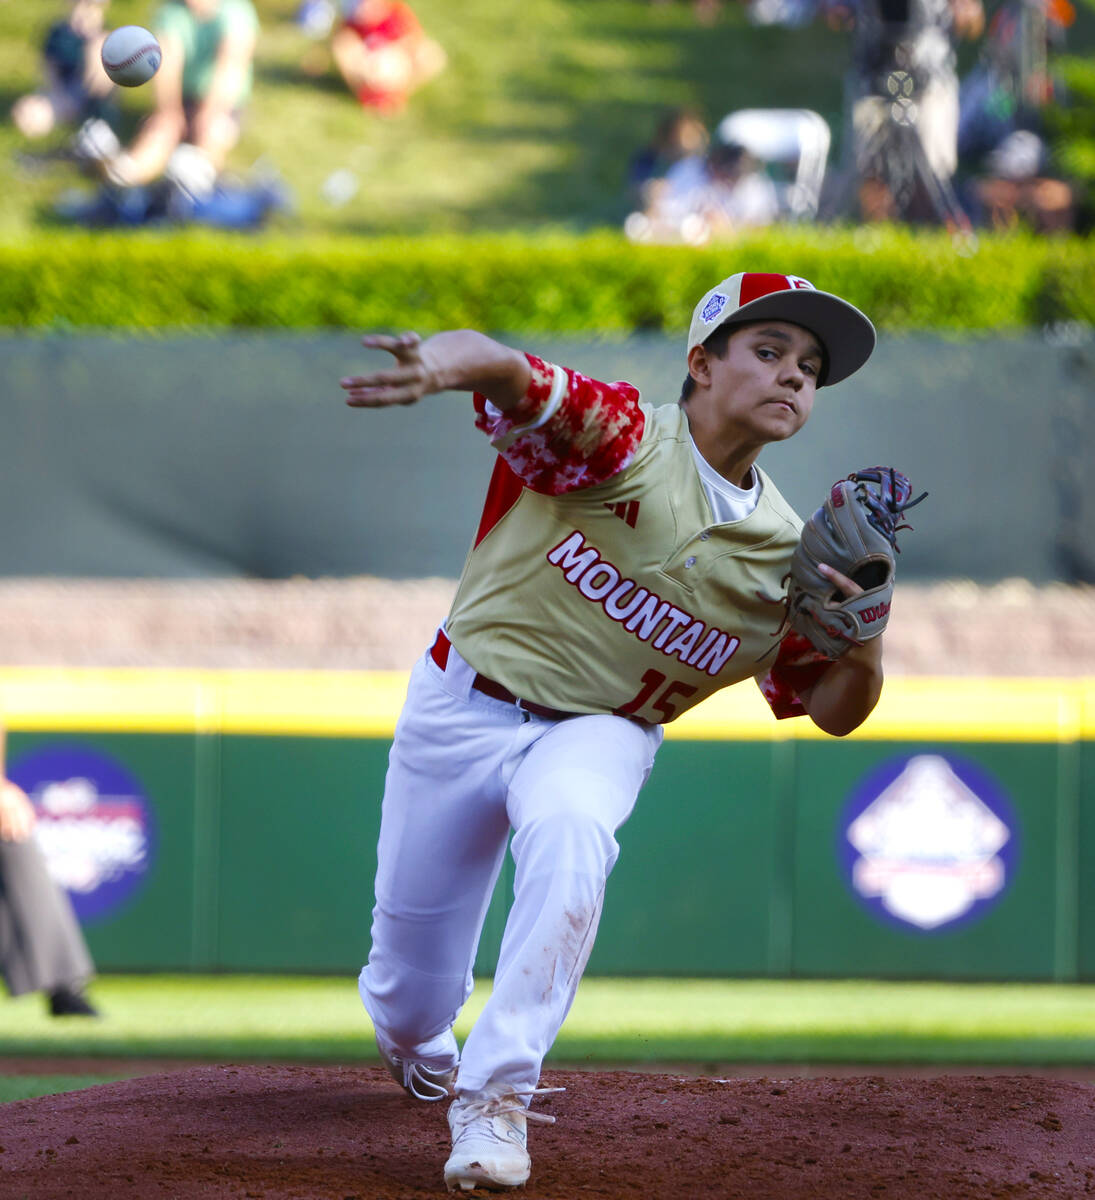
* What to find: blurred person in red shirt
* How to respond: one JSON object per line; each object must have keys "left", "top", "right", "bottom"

{"left": 332, "top": 0, "right": 446, "bottom": 113}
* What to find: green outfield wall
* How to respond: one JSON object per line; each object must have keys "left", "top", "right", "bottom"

{"left": 3, "top": 668, "right": 1092, "bottom": 982}
{"left": 1, "top": 331, "right": 1093, "bottom": 582}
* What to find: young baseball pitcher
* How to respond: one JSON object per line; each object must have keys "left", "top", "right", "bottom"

{"left": 338, "top": 271, "right": 924, "bottom": 1193}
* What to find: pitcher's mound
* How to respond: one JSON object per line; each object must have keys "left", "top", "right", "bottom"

{"left": 2, "top": 1065, "right": 1093, "bottom": 1198}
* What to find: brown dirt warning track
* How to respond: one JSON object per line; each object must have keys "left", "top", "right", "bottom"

{"left": 2, "top": 1065, "right": 1094, "bottom": 1199}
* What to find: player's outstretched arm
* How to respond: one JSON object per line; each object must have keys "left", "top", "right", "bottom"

{"left": 340, "top": 331, "right": 531, "bottom": 411}
{"left": 797, "top": 563, "right": 884, "bottom": 737}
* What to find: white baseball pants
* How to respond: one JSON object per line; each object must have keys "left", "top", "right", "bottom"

{"left": 358, "top": 637, "right": 663, "bottom": 1096}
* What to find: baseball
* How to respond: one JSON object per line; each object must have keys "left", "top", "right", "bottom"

{"left": 101, "top": 25, "right": 162, "bottom": 88}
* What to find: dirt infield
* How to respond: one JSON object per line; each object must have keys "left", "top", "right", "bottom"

{"left": 2, "top": 1066, "right": 1094, "bottom": 1198}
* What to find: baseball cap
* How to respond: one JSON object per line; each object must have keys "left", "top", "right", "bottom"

{"left": 686, "top": 272, "right": 876, "bottom": 386}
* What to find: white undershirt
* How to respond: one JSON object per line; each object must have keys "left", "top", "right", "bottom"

{"left": 690, "top": 438, "right": 761, "bottom": 524}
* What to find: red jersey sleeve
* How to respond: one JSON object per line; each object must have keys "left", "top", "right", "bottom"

{"left": 755, "top": 630, "right": 834, "bottom": 720}
{"left": 473, "top": 353, "right": 645, "bottom": 495}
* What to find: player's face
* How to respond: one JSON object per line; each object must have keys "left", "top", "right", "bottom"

{"left": 698, "top": 320, "right": 822, "bottom": 445}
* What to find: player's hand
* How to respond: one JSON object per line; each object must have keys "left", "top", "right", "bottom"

{"left": 340, "top": 332, "right": 440, "bottom": 408}
{"left": 817, "top": 562, "right": 863, "bottom": 603}
{"left": 0, "top": 780, "right": 35, "bottom": 844}
{"left": 816, "top": 563, "right": 882, "bottom": 673}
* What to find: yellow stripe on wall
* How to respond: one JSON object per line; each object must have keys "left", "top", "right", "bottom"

{"left": 671, "top": 676, "right": 1092, "bottom": 742}
{"left": 0, "top": 668, "right": 411, "bottom": 738}
{"left": 0, "top": 668, "right": 1092, "bottom": 742}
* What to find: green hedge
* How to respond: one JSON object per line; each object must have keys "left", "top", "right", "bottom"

{"left": 1, "top": 227, "right": 1092, "bottom": 333}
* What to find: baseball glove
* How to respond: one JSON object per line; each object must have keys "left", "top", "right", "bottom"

{"left": 786, "top": 467, "right": 927, "bottom": 659}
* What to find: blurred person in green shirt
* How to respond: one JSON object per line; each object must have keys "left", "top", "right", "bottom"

{"left": 76, "top": 0, "right": 258, "bottom": 199}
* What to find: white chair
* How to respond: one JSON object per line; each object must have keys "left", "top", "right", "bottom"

{"left": 715, "top": 108, "right": 831, "bottom": 219}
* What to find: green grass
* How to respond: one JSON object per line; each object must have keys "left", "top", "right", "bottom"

{"left": 4, "top": 973, "right": 1095, "bottom": 1101}
{"left": 1, "top": 1074, "right": 135, "bottom": 1103}
{"left": 0, "top": 0, "right": 845, "bottom": 237}
{"left": 7, "top": 973, "right": 1095, "bottom": 1103}
{"left": 7, "top": 0, "right": 1072, "bottom": 239}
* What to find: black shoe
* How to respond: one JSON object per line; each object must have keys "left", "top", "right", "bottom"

{"left": 48, "top": 986, "right": 100, "bottom": 1017}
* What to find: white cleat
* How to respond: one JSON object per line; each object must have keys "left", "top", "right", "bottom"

{"left": 444, "top": 1084, "right": 563, "bottom": 1192}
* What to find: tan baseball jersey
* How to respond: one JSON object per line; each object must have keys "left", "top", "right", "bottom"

{"left": 444, "top": 355, "right": 829, "bottom": 724}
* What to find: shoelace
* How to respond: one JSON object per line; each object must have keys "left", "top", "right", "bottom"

{"left": 400, "top": 1058, "right": 455, "bottom": 1101}
{"left": 454, "top": 1085, "right": 566, "bottom": 1127}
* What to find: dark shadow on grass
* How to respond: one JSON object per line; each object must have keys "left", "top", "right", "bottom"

{"left": 258, "top": 60, "right": 349, "bottom": 97}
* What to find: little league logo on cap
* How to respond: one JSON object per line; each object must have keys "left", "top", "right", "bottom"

{"left": 700, "top": 293, "right": 728, "bottom": 324}
{"left": 686, "top": 271, "right": 877, "bottom": 386}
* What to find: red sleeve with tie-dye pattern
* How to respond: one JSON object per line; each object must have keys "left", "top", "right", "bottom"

{"left": 756, "top": 630, "right": 834, "bottom": 719}
{"left": 473, "top": 353, "right": 645, "bottom": 495}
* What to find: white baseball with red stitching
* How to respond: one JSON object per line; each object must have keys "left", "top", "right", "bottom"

{"left": 101, "top": 26, "right": 162, "bottom": 88}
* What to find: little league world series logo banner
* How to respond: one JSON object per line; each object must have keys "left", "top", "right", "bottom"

{"left": 839, "top": 753, "right": 1019, "bottom": 933}
{"left": 9, "top": 744, "right": 156, "bottom": 922}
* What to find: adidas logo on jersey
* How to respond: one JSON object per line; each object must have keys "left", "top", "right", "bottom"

{"left": 604, "top": 500, "right": 639, "bottom": 529}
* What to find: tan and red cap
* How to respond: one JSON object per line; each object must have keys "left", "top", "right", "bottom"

{"left": 686, "top": 272, "right": 876, "bottom": 386}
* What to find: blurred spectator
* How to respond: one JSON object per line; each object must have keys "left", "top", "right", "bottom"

{"left": 956, "top": 0, "right": 1076, "bottom": 231}
{"left": 628, "top": 107, "right": 710, "bottom": 207}
{"left": 0, "top": 735, "right": 99, "bottom": 1019}
{"left": 828, "top": 0, "right": 984, "bottom": 225}
{"left": 331, "top": 0, "right": 446, "bottom": 114}
{"left": 958, "top": 0, "right": 1072, "bottom": 163}
{"left": 62, "top": 0, "right": 287, "bottom": 229}
{"left": 11, "top": 0, "right": 116, "bottom": 140}
{"left": 74, "top": 0, "right": 259, "bottom": 201}
{"left": 625, "top": 139, "right": 780, "bottom": 242}
{"left": 970, "top": 128, "right": 1074, "bottom": 231}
